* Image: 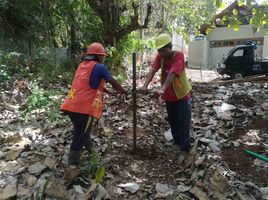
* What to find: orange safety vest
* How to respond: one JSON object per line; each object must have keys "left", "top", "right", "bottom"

{"left": 60, "top": 61, "right": 104, "bottom": 119}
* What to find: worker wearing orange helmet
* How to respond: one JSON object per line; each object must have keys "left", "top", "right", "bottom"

{"left": 141, "top": 33, "right": 192, "bottom": 164}
{"left": 61, "top": 42, "right": 126, "bottom": 169}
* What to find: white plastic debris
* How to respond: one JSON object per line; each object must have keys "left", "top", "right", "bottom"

{"left": 164, "top": 129, "right": 173, "bottom": 142}
{"left": 260, "top": 187, "right": 268, "bottom": 195}
{"left": 118, "top": 182, "right": 140, "bottom": 193}
{"left": 214, "top": 103, "right": 236, "bottom": 113}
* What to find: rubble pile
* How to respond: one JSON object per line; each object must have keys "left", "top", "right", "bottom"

{"left": 0, "top": 80, "right": 267, "bottom": 199}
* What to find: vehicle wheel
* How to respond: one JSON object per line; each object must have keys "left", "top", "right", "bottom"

{"left": 232, "top": 71, "right": 244, "bottom": 79}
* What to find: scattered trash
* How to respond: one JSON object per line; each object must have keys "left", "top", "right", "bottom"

{"left": 214, "top": 103, "right": 236, "bottom": 113}
{"left": 0, "top": 78, "right": 267, "bottom": 199}
{"left": 164, "top": 129, "right": 173, "bottom": 142}
{"left": 118, "top": 182, "right": 140, "bottom": 193}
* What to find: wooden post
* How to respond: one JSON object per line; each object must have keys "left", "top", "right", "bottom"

{"left": 132, "top": 53, "right": 137, "bottom": 150}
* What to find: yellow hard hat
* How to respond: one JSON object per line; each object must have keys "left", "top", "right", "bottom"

{"left": 155, "top": 33, "right": 172, "bottom": 50}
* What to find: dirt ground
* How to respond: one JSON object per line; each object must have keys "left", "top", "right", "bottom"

{"left": 1, "top": 68, "right": 267, "bottom": 199}
{"left": 222, "top": 119, "right": 268, "bottom": 187}
{"left": 87, "top": 129, "right": 182, "bottom": 199}
{"left": 186, "top": 68, "right": 220, "bottom": 82}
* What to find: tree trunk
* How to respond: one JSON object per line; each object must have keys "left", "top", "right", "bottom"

{"left": 87, "top": 0, "right": 152, "bottom": 46}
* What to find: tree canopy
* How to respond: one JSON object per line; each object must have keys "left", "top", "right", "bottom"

{"left": 0, "top": 0, "right": 267, "bottom": 64}
{"left": 210, "top": 0, "right": 268, "bottom": 34}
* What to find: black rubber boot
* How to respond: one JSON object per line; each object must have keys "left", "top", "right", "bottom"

{"left": 68, "top": 150, "right": 81, "bottom": 166}
{"left": 84, "top": 139, "right": 94, "bottom": 154}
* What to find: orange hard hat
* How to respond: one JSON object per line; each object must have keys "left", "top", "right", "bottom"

{"left": 86, "top": 42, "right": 107, "bottom": 55}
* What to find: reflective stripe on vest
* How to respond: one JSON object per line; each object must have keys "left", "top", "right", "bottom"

{"left": 160, "top": 52, "right": 192, "bottom": 99}
{"left": 60, "top": 61, "right": 104, "bottom": 119}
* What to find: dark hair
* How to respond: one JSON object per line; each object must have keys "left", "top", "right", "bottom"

{"left": 84, "top": 55, "right": 99, "bottom": 62}
{"left": 164, "top": 43, "right": 172, "bottom": 49}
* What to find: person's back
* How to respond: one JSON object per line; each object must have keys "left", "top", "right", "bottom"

{"left": 61, "top": 42, "right": 127, "bottom": 182}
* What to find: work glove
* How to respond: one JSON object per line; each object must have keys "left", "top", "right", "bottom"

{"left": 152, "top": 89, "right": 164, "bottom": 97}
{"left": 138, "top": 86, "right": 149, "bottom": 94}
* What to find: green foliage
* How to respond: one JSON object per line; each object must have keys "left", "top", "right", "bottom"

{"left": 34, "top": 178, "right": 51, "bottom": 200}
{"left": 0, "top": 49, "right": 74, "bottom": 86}
{"left": 153, "top": 0, "right": 218, "bottom": 39}
{"left": 89, "top": 152, "right": 105, "bottom": 183}
{"left": 115, "top": 74, "right": 127, "bottom": 84}
{"left": 95, "top": 166, "right": 105, "bottom": 183}
{"left": 227, "top": 16, "right": 242, "bottom": 31}
{"left": 1, "top": 0, "right": 219, "bottom": 75}
{"left": 32, "top": 48, "right": 74, "bottom": 84}
{"left": 214, "top": 0, "right": 225, "bottom": 9}
{"left": 214, "top": 0, "right": 268, "bottom": 32}
{"left": 0, "top": 49, "right": 73, "bottom": 124}
{"left": 238, "top": 1, "right": 244, "bottom": 7}
{"left": 205, "top": 26, "right": 214, "bottom": 35}
{"left": 0, "top": 51, "right": 30, "bottom": 83}
{"left": 233, "top": 9, "right": 239, "bottom": 15}
{"left": 89, "top": 152, "right": 101, "bottom": 172}
{"left": 0, "top": 63, "right": 12, "bottom": 83}
{"left": 105, "top": 46, "right": 123, "bottom": 74}
{"left": 0, "top": 0, "right": 102, "bottom": 54}
{"left": 80, "top": 152, "right": 106, "bottom": 183}
{"left": 105, "top": 31, "right": 154, "bottom": 76}
{"left": 21, "top": 81, "right": 61, "bottom": 122}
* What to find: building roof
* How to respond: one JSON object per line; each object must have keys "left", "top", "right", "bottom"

{"left": 199, "top": 1, "right": 250, "bottom": 35}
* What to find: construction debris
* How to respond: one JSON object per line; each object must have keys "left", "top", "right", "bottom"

{"left": 0, "top": 78, "right": 267, "bottom": 199}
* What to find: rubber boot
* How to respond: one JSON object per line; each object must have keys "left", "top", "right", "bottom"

{"left": 65, "top": 150, "right": 81, "bottom": 183}
{"left": 68, "top": 150, "right": 81, "bottom": 166}
{"left": 85, "top": 139, "right": 94, "bottom": 155}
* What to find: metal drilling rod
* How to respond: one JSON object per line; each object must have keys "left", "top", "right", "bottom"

{"left": 132, "top": 53, "right": 137, "bottom": 150}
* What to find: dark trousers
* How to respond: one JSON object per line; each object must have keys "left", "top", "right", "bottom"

{"left": 165, "top": 99, "right": 192, "bottom": 152}
{"left": 67, "top": 112, "right": 93, "bottom": 151}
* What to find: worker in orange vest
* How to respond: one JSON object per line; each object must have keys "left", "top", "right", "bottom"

{"left": 61, "top": 42, "right": 126, "bottom": 169}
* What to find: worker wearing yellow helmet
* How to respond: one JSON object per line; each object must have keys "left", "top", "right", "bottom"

{"left": 141, "top": 33, "right": 192, "bottom": 164}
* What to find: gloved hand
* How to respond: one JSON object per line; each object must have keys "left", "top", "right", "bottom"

{"left": 139, "top": 86, "right": 149, "bottom": 94}
{"left": 152, "top": 89, "right": 164, "bottom": 97}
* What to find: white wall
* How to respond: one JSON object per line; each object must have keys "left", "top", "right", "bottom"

{"left": 184, "top": 25, "right": 267, "bottom": 69}
{"left": 172, "top": 33, "right": 188, "bottom": 55}
{"left": 208, "top": 47, "right": 233, "bottom": 68}
{"left": 188, "top": 39, "right": 209, "bottom": 69}
{"left": 263, "top": 35, "right": 268, "bottom": 58}
{"left": 205, "top": 25, "right": 266, "bottom": 67}
{"left": 207, "top": 25, "right": 266, "bottom": 41}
